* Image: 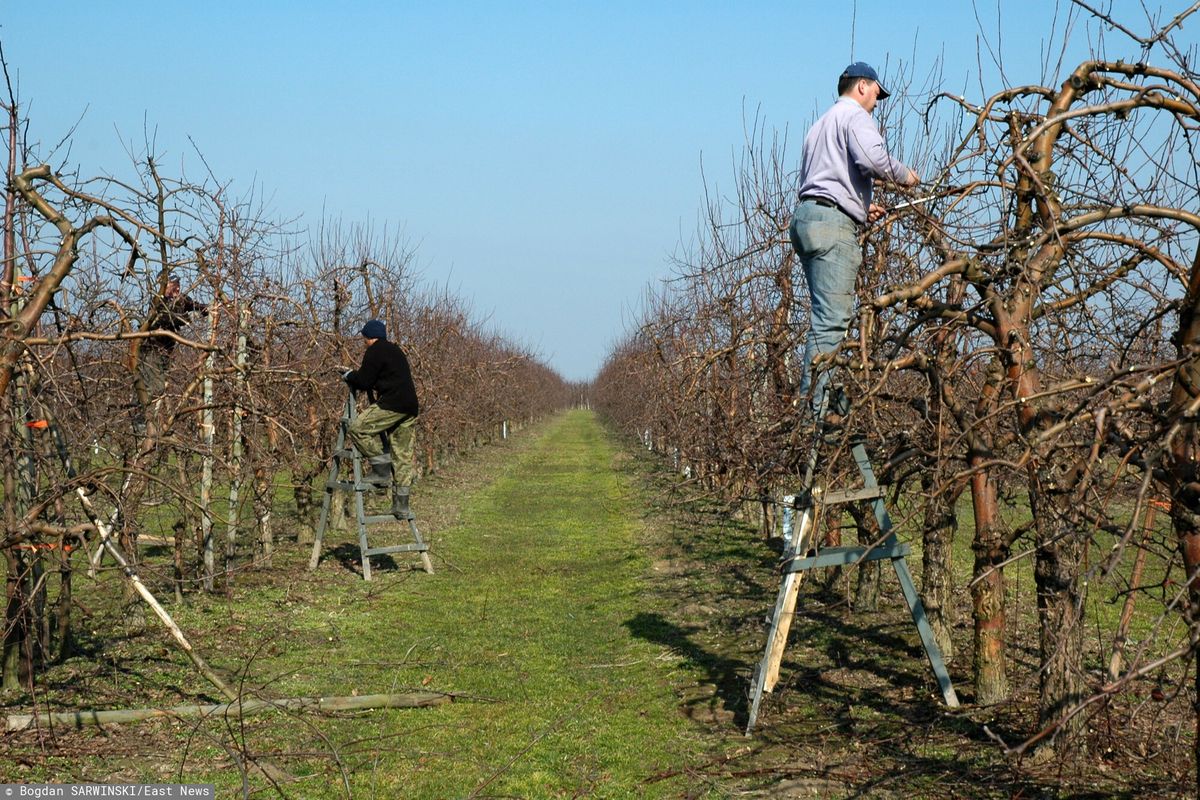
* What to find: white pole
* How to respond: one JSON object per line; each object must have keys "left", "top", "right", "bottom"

{"left": 225, "top": 309, "right": 247, "bottom": 566}
{"left": 200, "top": 334, "right": 215, "bottom": 591}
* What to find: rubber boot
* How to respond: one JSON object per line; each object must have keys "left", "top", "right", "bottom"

{"left": 391, "top": 486, "right": 413, "bottom": 520}
{"left": 364, "top": 455, "right": 393, "bottom": 492}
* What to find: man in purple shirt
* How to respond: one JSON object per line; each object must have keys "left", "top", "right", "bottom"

{"left": 790, "top": 61, "right": 920, "bottom": 414}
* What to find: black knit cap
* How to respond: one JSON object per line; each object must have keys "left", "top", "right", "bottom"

{"left": 361, "top": 319, "right": 387, "bottom": 340}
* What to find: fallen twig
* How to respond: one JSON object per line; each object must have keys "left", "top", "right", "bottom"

{"left": 5, "top": 691, "right": 453, "bottom": 732}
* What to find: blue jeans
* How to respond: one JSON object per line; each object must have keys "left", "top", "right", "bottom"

{"left": 789, "top": 201, "right": 862, "bottom": 413}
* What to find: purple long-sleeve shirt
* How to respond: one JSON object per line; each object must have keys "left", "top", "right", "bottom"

{"left": 797, "top": 97, "right": 912, "bottom": 224}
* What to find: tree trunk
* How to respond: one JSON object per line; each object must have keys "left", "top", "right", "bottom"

{"left": 52, "top": 531, "right": 74, "bottom": 663}
{"left": 1163, "top": 243, "right": 1200, "bottom": 794}
{"left": 970, "top": 458, "right": 1009, "bottom": 705}
{"left": 2, "top": 548, "right": 25, "bottom": 690}
{"left": 922, "top": 472, "right": 959, "bottom": 663}
{"left": 1031, "top": 491, "right": 1087, "bottom": 747}
{"left": 1109, "top": 502, "right": 1157, "bottom": 680}
{"left": 293, "top": 477, "right": 315, "bottom": 546}
{"left": 331, "top": 490, "right": 346, "bottom": 533}
{"left": 851, "top": 505, "right": 882, "bottom": 612}
{"left": 226, "top": 420, "right": 244, "bottom": 569}
{"left": 30, "top": 550, "right": 46, "bottom": 666}
{"left": 172, "top": 519, "right": 186, "bottom": 605}
{"left": 255, "top": 465, "right": 273, "bottom": 563}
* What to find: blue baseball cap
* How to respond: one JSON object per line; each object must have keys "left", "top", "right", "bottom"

{"left": 842, "top": 62, "right": 890, "bottom": 99}
{"left": 361, "top": 319, "right": 387, "bottom": 340}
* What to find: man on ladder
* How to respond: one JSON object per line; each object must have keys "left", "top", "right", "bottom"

{"left": 342, "top": 318, "right": 419, "bottom": 519}
{"left": 745, "top": 62, "right": 956, "bottom": 733}
{"left": 789, "top": 61, "right": 920, "bottom": 414}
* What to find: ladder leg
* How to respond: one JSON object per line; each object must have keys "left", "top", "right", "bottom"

{"left": 764, "top": 509, "right": 817, "bottom": 692}
{"left": 891, "top": 555, "right": 960, "bottom": 707}
{"left": 309, "top": 401, "right": 352, "bottom": 571}
{"left": 352, "top": 453, "right": 373, "bottom": 581}
{"left": 304, "top": 450, "right": 343, "bottom": 568}
{"left": 748, "top": 395, "right": 836, "bottom": 734}
{"left": 345, "top": 395, "right": 377, "bottom": 582}
{"left": 852, "top": 440, "right": 959, "bottom": 707}
{"left": 408, "top": 519, "right": 434, "bottom": 574}
{"left": 747, "top": 503, "right": 818, "bottom": 734}
{"left": 308, "top": 474, "right": 335, "bottom": 571}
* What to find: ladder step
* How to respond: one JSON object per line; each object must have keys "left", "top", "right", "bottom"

{"left": 785, "top": 542, "right": 910, "bottom": 572}
{"left": 818, "top": 486, "right": 884, "bottom": 505}
{"left": 327, "top": 481, "right": 388, "bottom": 492}
{"left": 364, "top": 543, "right": 429, "bottom": 556}
{"left": 333, "top": 449, "right": 357, "bottom": 459}
{"left": 363, "top": 514, "right": 405, "bottom": 524}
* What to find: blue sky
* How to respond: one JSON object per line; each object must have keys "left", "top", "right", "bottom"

{"left": 0, "top": 1, "right": 1177, "bottom": 381}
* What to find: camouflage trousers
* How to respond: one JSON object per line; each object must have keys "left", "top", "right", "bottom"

{"left": 347, "top": 405, "right": 417, "bottom": 488}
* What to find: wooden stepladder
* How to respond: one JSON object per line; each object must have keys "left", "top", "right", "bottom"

{"left": 746, "top": 391, "right": 959, "bottom": 734}
{"left": 308, "top": 392, "right": 433, "bottom": 580}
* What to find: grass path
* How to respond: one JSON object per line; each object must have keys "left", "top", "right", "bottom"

{"left": 200, "top": 409, "right": 713, "bottom": 797}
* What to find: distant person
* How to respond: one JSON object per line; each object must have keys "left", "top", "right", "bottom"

{"left": 134, "top": 274, "right": 208, "bottom": 432}
{"left": 790, "top": 61, "right": 920, "bottom": 414}
{"left": 343, "top": 319, "right": 420, "bottom": 518}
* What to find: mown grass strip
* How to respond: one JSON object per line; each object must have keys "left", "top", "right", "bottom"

{"left": 194, "top": 409, "right": 710, "bottom": 797}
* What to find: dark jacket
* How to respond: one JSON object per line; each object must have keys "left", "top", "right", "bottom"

{"left": 346, "top": 340, "right": 419, "bottom": 415}
{"left": 144, "top": 293, "right": 207, "bottom": 352}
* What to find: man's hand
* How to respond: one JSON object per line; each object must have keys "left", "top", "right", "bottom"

{"left": 868, "top": 203, "right": 886, "bottom": 223}
{"left": 907, "top": 168, "right": 921, "bottom": 187}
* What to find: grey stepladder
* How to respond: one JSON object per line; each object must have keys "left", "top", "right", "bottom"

{"left": 745, "top": 388, "right": 958, "bottom": 734}
{"left": 308, "top": 391, "right": 433, "bottom": 579}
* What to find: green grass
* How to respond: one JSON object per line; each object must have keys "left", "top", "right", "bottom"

{"left": 1, "top": 410, "right": 715, "bottom": 797}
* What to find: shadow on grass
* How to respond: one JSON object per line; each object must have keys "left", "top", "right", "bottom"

{"left": 327, "top": 542, "right": 398, "bottom": 577}
{"left": 624, "top": 611, "right": 749, "bottom": 722}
